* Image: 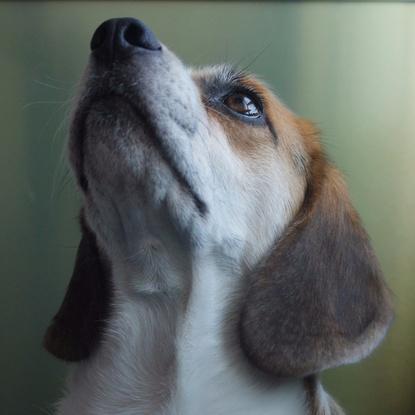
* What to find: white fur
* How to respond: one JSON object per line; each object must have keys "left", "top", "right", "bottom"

{"left": 173, "top": 256, "right": 307, "bottom": 415}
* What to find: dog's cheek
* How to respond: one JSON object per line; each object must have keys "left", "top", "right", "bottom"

{"left": 244, "top": 155, "right": 306, "bottom": 267}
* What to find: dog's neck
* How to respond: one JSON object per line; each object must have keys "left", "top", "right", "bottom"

{"left": 58, "top": 237, "right": 330, "bottom": 415}
{"left": 168, "top": 255, "right": 309, "bottom": 415}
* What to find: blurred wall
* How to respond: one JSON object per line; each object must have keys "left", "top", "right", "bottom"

{"left": 1, "top": 2, "right": 414, "bottom": 414}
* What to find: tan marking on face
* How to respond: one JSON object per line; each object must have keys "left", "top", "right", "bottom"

{"left": 206, "top": 105, "right": 275, "bottom": 159}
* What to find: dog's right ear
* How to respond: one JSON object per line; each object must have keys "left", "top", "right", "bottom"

{"left": 43, "top": 214, "right": 111, "bottom": 361}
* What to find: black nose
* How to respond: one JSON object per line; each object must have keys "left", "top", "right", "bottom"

{"left": 90, "top": 18, "right": 161, "bottom": 62}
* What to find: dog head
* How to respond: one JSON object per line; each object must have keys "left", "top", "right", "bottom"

{"left": 44, "top": 18, "right": 393, "bottom": 377}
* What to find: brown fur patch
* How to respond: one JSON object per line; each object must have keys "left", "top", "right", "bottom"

{"left": 207, "top": 105, "right": 276, "bottom": 158}
{"left": 204, "top": 73, "right": 312, "bottom": 180}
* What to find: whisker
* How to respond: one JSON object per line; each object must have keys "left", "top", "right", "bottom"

{"left": 22, "top": 100, "right": 68, "bottom": 110}
{"left": 33, "top": 79, "right": 68, "bottom": 91}
{"left": 239, "top": 41, "right": 273, "bottom": 73}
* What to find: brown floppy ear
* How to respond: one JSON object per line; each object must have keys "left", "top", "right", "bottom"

{"left": 240, "top": 128, "right": 393, "bottom": 378}
{"left": 44, "top": 214, "right": 112, "bottom": 361}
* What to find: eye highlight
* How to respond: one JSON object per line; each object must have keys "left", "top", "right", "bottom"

{"left": 223, "top": 93, "right": 262, "bottom": 118}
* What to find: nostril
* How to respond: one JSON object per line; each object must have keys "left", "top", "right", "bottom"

{"left": 123, "top": 21, "right": 161, "bottom": 51}
{"left": 90, "top": 24, "right": 107, "bottom": 51}
{"left": 124, "top": 23, "right": 144, "bottom": 47}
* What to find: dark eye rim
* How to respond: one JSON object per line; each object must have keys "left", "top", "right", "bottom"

{"left": 208, "top": 88, "right": 266, "bottom": 126}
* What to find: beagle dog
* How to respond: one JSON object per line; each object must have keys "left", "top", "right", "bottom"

{"left": 44, "top": 18, "right": 393, "bottom": 415}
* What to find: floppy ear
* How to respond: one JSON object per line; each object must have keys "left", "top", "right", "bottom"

{"left": 240, "top": 134, "right": 393, "bottom": 378}
{"left": 44, "top": 214, "right": 112, "bottom": 361}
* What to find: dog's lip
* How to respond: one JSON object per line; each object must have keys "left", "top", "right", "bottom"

{"left": 71, "top": 93, "right": 208, "bottom": 217}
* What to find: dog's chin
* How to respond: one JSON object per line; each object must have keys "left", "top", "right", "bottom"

{"left": 77, "top": 95, "right": 206, "bottom": 210}
{"left": 74, "top": 101, "right": 202, "bottom": 255}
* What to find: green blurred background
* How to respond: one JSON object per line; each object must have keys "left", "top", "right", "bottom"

{"left": 1, "top": 1, "right": 414, "bottom": 414}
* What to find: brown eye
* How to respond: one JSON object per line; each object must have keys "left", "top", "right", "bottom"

{"left": 224, "top": 93, "right": 261, "bottom": 118}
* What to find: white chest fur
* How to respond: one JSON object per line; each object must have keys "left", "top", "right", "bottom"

{"left": 172, "top": 258, "right": 307, "bottom": 415}
{"left": 57, "top": 258, "right": 308, "bottom": 415}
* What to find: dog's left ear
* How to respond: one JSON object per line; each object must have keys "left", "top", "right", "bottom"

{"left": 240, "top": 128, "right": 393, "bottom": 378}
{"left": 43, "top": 214, "right": 111, "bottom": 362}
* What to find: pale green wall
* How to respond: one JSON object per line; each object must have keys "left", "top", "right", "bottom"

{"left": 1, "top": 2, "right": 414, "bottom": 414}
